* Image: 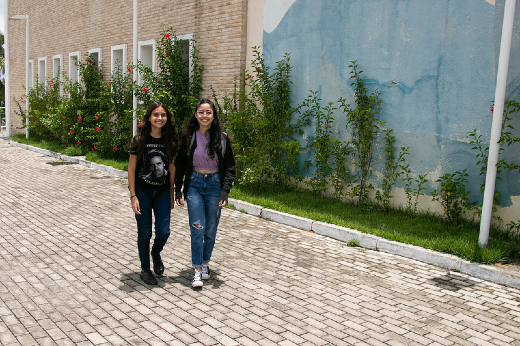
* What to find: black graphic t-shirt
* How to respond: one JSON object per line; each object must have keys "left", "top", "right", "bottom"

{"left": 129, "top": 135, "right": 170, "bottom": 190}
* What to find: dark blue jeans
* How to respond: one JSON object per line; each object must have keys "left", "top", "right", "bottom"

{"left": 134, "top": 185, "right": 171, "bottom": 272}
{"left": 186, "top": 171, "right": 222, "bottom": 268}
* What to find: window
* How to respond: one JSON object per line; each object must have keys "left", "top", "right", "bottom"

{"left": 138, "top": 39, "right": 156, "bottom": 85}
{"left": 52, "top": 54, "right": 63, "bottom": 95}
{"left": 37, "top": 57, "right": 47, "bottom": 87}
{"left": 69, "top": 51, "right": 80, "bottom": 84}
{"left": 177, "top": 34, "right": 194, "bottom": 78}
{"left": 28, "top": 59, "right": 34, "bottom": 89}
{"left": 88, "top": 48, "right": 102, "bottom": 68}
{"left": 111, "top": 44, "right": 127, "bottom": 78}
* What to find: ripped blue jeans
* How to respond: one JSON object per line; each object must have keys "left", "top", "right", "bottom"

{"left": 186, "top": 171, "right": 222, "bottom": 268}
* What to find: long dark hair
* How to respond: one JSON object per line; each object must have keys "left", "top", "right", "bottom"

{"left": 180, "top": 98, "right": 223, "bottom": 158}
{"left": 134, "top": 101, "right": 178, "bottom": 162}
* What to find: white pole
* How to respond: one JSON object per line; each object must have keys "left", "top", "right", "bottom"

{"left": 132, "top": 0, "right": 138, "bottom": 136}
{"left": 479, "top": 0, "right": 517, "bottom": 247}
{"left": 4, "top": 1, "right": 11, "bottom": 137}
{"left": 25, "top": 16, "right": 29, "bottom": 139}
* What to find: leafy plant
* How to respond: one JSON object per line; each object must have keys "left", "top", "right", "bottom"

{"left": 134, "top": 26, "right": 203, "bottom": 130}
{"left": 214, "top": 47, "right": 303, "bottom": 187}
{"left": 338, "top": 61, "right": 383, "bottom": 205}
{"left": 376, "top": 129, "right": 407, "bottom": 210}
{"left": 300, "top": 91, "right": 345, "bottom": 196}
{"left": 431, "top": 169, "right": 471, "bottom": 225}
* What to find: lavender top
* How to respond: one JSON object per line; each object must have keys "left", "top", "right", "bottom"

{"left": 192, "top": 130, "right": 219, "bottom": 171}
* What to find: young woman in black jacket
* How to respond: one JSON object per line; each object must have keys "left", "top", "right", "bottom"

{"left": 175, "top": 98, "right": 236, "bottom": 288}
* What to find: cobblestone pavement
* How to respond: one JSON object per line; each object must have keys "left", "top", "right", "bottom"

{"left": 1, "top": 138, "right": 520, "bottom": 346}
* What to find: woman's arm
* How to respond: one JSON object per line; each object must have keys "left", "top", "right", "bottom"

{"left": 169, "top": 161, "right": 175, "bottom": 209}
{"left": 128, "top": 154, "right": 141, "bottom": 214}
{"left": 220, "top": 135, "right": 236, "bottom": 206}
{"left": 174, "top": 149, "right": 188, "bottom": 207}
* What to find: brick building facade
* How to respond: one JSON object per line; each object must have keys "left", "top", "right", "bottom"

{"left": 5, "top": 0, "right": 261, "bottom": 135}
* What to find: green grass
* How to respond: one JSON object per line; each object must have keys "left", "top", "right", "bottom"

{"left": 11, "top": 134, "right": 520, "bottom": 264}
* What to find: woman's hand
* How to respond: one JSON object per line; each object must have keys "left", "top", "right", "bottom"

{"left": 176, "top": 198, "right": 185, "bottom": 207}
{"left": 131, "top": 197, "right": 141, "bottom": 215}
{"left": 219, "top": 199, "right": 227, "bottom": 207}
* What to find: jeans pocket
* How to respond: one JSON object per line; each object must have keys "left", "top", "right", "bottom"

{"left": 211, "top": 174, "right": 221, "bottom": 185}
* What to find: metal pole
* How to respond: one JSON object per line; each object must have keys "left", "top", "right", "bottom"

{"left": 25, "top": 16, "right": 29, "bottom": 139}
{"left": 133, "top": 0, "right": 138, "bottom": 136}
{"left": 4, "top": 1, "right": 11, "bottom": 138}
{"left": 479, "top": 0, "right": 517, "bottom": 247}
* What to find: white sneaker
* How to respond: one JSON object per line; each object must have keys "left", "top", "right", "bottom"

{"left": 201, "top": 264, "right": 210, "bottom": 280}
{"left": 192, "top": 269, "right": 203, "bottom": 287}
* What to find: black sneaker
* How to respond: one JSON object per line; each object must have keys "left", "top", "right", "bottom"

{"left": 151, "top": 252, "right": 164, "bottom": 276}
{"left": 140, "top": 270, "right": 158, "bottom": 285}
{"left": 201, "top": 264, "right": 210, "bottom": 280}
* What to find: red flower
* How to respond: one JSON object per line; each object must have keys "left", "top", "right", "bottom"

{"left": 78, "top": 116, "right": 82, "bottom": 120}
{"left": 138, "top": 122, "right": 143, "bottom": 126}
{"left": 113, "top": 147, "right": 118, "bottom": 151}
{"left": 87, "top": 59, "right": 91, "bottom": 63}
{"left": 127, "top": 67, "right": 132, "bottom": 73}
{"left": 93, "top": 145, "right": 97, "bottom": 150}
{"left": 69, "top": 130, "right": 73, "bottom": 135}
{"left": 491, "top": 106, "right": 494, "bottom": 113}
{"left": 20, "top": 97, "right": 23, "bottom": 101}
{"left": 74, "top": 62, "right": 77, "bottom": 66}
{"left": 256, "top": 68, "right": 262, "bottom": 73}
{"left": 96, "top": 127, "right": 100, "bottom": 131}
{"left": 94, "top": 67, "right": 98, "bottom": 71}
{"left": 50, "top": 80, "right": 54, "bottom": 84}
{"left": 95, "top": 115, "right": 99, "bottom": 120}
{"left": 143, "top": 87, "right": 148, "bottom": 93}
{"left": 108, "top": 81, "right": 112, "bottom": 86}
{"left": 165, "top": 33, "right": 171, "bottom": 40}
{"left": 76, "top": 141, "right": 81, "bottom": 145}
{"left": 165, "top": 52, "right": 169, "bottom": 57}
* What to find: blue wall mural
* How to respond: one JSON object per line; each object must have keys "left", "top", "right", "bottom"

{"left": 263, "top": 0, "right": 520, "bottom": 207}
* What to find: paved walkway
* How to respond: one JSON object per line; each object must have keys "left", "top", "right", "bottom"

{"left": 1, "top": 137, "right": 520, "bottom": 346}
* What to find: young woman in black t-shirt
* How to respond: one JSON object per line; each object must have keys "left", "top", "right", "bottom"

{"left": 128, "top": 101, "right": 178, "bottom": 285}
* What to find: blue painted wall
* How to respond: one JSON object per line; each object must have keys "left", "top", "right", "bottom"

{"left": 263, "top": 0, "right": 520, "bottom": 207}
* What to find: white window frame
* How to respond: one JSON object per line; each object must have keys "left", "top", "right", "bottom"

{"left": 87, "top": 48, "right": 102, "bottom": 68}
{"left": 69, "top": 51, "right": 81, "bottom": 85}
{"left": 52, "top": 54, "right": 63, "bottom": 95}
{"left": 28, "top": 59, "right": 34, "bottom": 89}
{"left": 138, "top": 39, "right": 156, "bottom": 85}
{"left": 37, "top": 57, "right": 47, "bottom": 87}
{"left": 177, "top": 34, "right": 195, "bottom": 80}
{"left": 111, "top": 44, "right": 127, "bottom": 77}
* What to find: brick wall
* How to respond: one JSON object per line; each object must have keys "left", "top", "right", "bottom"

{"left": 7, "top": 0, "right": 248, "bottom": 134}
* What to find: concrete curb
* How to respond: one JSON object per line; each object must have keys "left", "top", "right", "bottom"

{"left": 10, "top": 141, "right": 128, "bottom": 178}
{"left": 10, "top": 141, "right": 520, "bottom": 289}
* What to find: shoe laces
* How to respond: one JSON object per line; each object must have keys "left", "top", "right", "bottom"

{"left": 193, "top": 270, "right": 202, "bottom": 281}
{"left": 202, "top": 264, "right": 209, "bottom": 274}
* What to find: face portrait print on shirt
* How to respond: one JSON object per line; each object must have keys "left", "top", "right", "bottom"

{"left": 139, "top": 148, "right": 169, "bottom": 186}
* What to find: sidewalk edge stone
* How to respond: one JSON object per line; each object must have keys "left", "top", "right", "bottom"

{"left": 312, "top": 221, "right": 378, "bottom": 250}
{"left": 261, "top": 208, "right": 313, "bottom": 231}
{"left": 9, "top": 141, "right": 128, "bottom": 178}
{"left": 228, "top": 198, "right": 262, "bottom": 217}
